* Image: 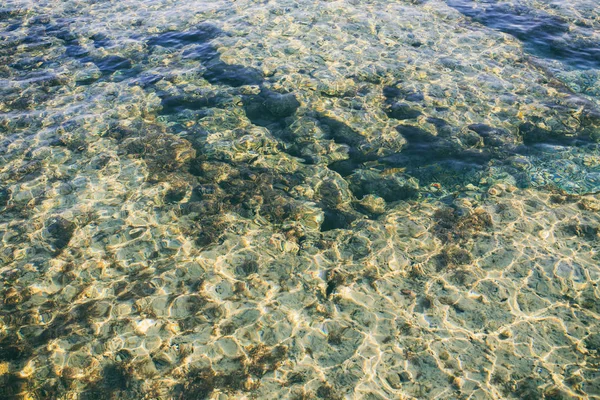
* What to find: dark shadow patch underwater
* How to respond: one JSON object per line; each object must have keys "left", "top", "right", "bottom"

{"left": 446, "top": 0, "right": 600, "bottom": 69}
{"left": 147, "top": 24, "right": 264, "bottom": 88}
{"left": 145, "top": 25, "right": 265, "bottom": 115}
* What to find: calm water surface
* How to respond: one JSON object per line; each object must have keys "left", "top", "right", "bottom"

{"left": 1, "top": 0, "right": 599, "bottom": 399}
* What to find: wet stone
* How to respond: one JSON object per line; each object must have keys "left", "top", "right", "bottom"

{"left": 341, "top": 235, "right": 371, "bottom": 260}
{"left": 426, "top": 117, "right": 453, "bottom": 136}
{"left": 0, "top": 187, "right": 10, "bottom": 207}
{"left": 405, "top": 92, "right": 425, "bottom": 102}
{"left": 259, "top": 196, "right": 301, "bottom": 225}
{"left": 0, "top": 374, "right": 29, "bottom": 399}
{"left": 514, "top": 378, "right": 546, "bottom": 400}
{"left": 244, "top": 89, "right": 300, "bottom": 126}
{"left": 0, "top": 335, "right": 30, "bottom": 362}
{"left": 170, "top": 295, "right": 206, "bottom": 319}
{"left": 9, "top": 56, "right": 46, "bottom": 71}
{"left": 0, "top": 8, "right": 28, "bottom": 20}
{"left": 263, "top": 92, "right": 301, "bottom": 118}
{"left": 100, "top": 363, "right": 131, "bottom": 391}
{"left": 318, "top": 115, "right": 367, "bottom": 149}
{"left": 195, "top": 217, "right": 227, "bottom": 247}
{"left": 561, "top": 222, "right": 599, "bottom": 241}
{"left": 117, "top": 281, "right": 157, "bottom": 300}
{"left": 247, "top": 344, "right": 288, "bottom": 376}
{"left": 395, "top": 124, "right": 445, "bottom": 145}
{"left": 286, "top": 372, "right": 305, "bottom": 386}
{"left": 519, "top": 122, "right": 570, "bottom": 145}
{"left": 123, "top": 133, "right": 196, "bottom": 174}
{"left": 164, "top": 185, "right": 188, "bottom": 204}
{"left": 386, "top": 102, "right": 422, "bottom": 120}
{"left": 316, "top": 384, "right": 342, "bottom": 400}
{"left": 356, "top": 194, "right": 386, "bottom": 215}
{"left": 316, "top": 178, "right": 352, "bottom": 209}
{"left": 316, "top": 115, "right": 390, "bottom": 161}
{"left": 544, "top": 387, "right": 573, "bottom": 400}
{"left": 46, "top": 216, "right": 76, "bottom": 254}
{"left": 236, "top": 260, "right": 259, "bottom": 277}
{"left": 321, "top": 209, "right": 360, "bottom": 232}
{"left": 468, "top": 124, "right": 516, "bottom": 147}
{"left": 191, "top": 184, "right": 219, "bottom": 201}
{"left": 433, "top": 207, "right": 493, "bottom": 243}
{"left": 5, "top": 22, "right": 21, "bottom": 31}
{"left": 584, "top": 333, "right": 600, "bottom": 353}
{"left": 383, "top": 86, "right": 424, "bottom": 103}
{"left": 327, "top": 159, "right": 360, "bottom": 177}
{"left": 439, "top": 245, "right": 473, "bottom": 268}
{"left": 348, "top": 169, "right": 419, "bottom": 203}
{"left": 384, "top": 125, "right": 493, "bottom": 187}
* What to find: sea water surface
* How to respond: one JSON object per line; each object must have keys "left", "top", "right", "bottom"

{"left": 1, "top": 0, "right": 599, "bottom": 398}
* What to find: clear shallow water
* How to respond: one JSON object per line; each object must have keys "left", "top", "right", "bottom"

{"left": 0, "top": 0, "right": 599, "bottom": 399}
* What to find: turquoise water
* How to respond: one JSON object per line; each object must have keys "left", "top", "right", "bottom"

{"left": 1, "top": 0, "right": 599, "bottom": 399}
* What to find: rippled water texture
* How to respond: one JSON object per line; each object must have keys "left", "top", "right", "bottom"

{"left": 1, "top": 0, "right": 600, "bottom": 399}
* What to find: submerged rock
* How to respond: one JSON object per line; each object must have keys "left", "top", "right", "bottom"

{"left": 315, "top": 177, "right": 353, "bottom": 209}
{"left": 433, "top": 207, "right": 493, "bottom": 243}
{"left": 467, "top": 124, "right": 516, "bottom": 148}
{"left": 320, "top": 208, "right": 361, "bottom": 232}
{"left": 318, "top": 114, "right": 406, "bottom": 160}
{"left": 348, "top": 169, "right": 419, "bottom": 203}
{"left": 0, "top": 187, "right": 10, "bottom": 207}
{"left": 386, "top": 102, "right": 422, "bottom": 120}
{"left": 439, "top": 245, "right": 473, "bottom": 268}
{"left": 356, "top": 194, "right": 386, "bottom": 215}
{"left": 204, "top": 61, "right": 263, "bottom": 87}
{"left": 519, "top": 122, "right": 576, "bottom": 145}
{"left": 262, "top": 92, "right": 301, "bottom": 118}
{"left": 164, "top": 182, "right": 189, "bottom": 203}
{"left": 383, "top": 86, "right": 424, "bottom": 103}
{"left": 123, "top": 133, "right": 196, "bottom": 174}
{"left": 244, "top": 89, "right": 300, "bottom": 126}
{"left": 46, "top": 216, "right": 76, "bottom": 254}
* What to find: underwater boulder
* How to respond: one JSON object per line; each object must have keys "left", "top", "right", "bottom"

{"left": 46, "top": 216, "right": 76, "bottom": 254}
{"left": 468, "top": 124, "right": 516, "bottom": 148}
{"left": 315, "top": 177, "right": 354, "bottom": 209}
{"left": 386, "top": 102, "right": 422, "bottom": 120}
{"left": 348, "top": 169, "right": 419, "bottom": 203}
{"left": 204, "top": 61, "right": 263, "bottom": 87}
{"left": 123, "top": 133, "right": 196, "bottom": 173}
{"left": 0, "top": 187, "right": 10, "bottom": 207}
{"left": 318, "top": 114, "right": 406, "bottom": 161}
{"left": 243, "top": 89, "right": 300, "bottom": 126}
{"left": 519, "top": 122, "right": 581, "bottom": 145}
{"left": 263, "top": 92, "right": 301, "bottom": 118}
